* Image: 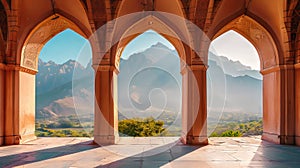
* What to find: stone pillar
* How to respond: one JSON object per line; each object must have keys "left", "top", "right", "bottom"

{"left": 4, "top": 66, "right": 37, "bottom": 145}
{"left": 295, "top": 63, "right": 300, "bottom": 145}
{"left": 94, "top": 65, "right": 119, "bottom": 145}
{"left": 261, "top": 65, "right": 295, "bottom": 145}
{"left": 181, "top": 64, "right": 208, "bottom": 145}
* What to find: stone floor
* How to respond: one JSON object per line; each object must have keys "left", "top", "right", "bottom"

{"left": 1, "top": 136, "right": 300, "bottom": 168}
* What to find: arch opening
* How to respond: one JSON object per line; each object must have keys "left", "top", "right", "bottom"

{"left": 117, "top": 30, "right": 183, "bottom": 138}
{"left": 35, "top": 29, "right": 94, "bottom": 138}
{"left": 210, "top": 15, "right": 295, "bottom": 145}
{"left": 208, "top": 30, "right": 262, "bottom": 137}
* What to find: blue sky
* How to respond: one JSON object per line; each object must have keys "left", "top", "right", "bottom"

{"left": 39, "top": 29, "right": 260, "bottom": 70}
{"left": 39, "top": 29, "right": 92, "bottom": 67}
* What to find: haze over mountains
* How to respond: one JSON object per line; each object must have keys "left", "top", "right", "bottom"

{"left": 36, "top": 42, "right": 262, "bottom": 122}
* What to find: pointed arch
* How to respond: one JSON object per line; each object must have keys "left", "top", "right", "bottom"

{"left": 211, "top": 29, "right": 261, "bottom": 70}
{"left": 20, "top": 14, "right": 90, "bottom": 71}
{"left": 211, "top": 15, "right": 280, "bottom": 70}
{"left": 112, "top": 15, "right": 189, "bottom": 70}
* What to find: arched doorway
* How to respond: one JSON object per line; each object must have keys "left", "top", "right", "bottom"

{"left": 35, "top": 29, "right": 93, "bottom": 138}
{"left": 210, "top": 15, "right": 295, "bottom": 145}
{"left": 6, "top": 15, "right": 93, "bottom": 144}
{"left": 208, "top": 30, "right": 262, "bottom": 137}
{"left": 93, "top": 13, "right": 209, "bottom": 145}
{"left": 117, "top": 29, "right": 182, "bottom": 137}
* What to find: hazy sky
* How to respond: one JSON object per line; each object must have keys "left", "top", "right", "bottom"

{"left": 210, "top": 30, "right": 260, "bottom": 70}
{"left": 39, "top": 29, "right": 260, "bottom": 70}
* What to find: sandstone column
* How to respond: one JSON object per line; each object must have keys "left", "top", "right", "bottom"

{"left": 0, "top": 64, "right": 4, "bottom": 145}
{"left": 261, "top": 65, "right": 295, "bottom": 145}
{"left": 295, "top": 63, "right": 300, "bottom": 145}
{"left": 182, "top": 64, "right": 208, "bottom": 145}
{"left": 3, "top": 66, "right": 36, "bottom": 145}
{"left": 94, "top": 65, "right": 119, "bottom": 145}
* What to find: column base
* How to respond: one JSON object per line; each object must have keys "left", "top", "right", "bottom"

{"left": 3, "top": 134, "right": 36, "bottom": 145}
{"left": 295, "top": 136, "right": 300, "bottom": 146}
{"left": 20, "top": 134, "right": 37, "bottom": 144}
{"left": 4, "top": 135, "right": 21, "bottom": 145}
{"left": 185, "top": 135, "right": 208, "bottom": 145}
{"left": 94, "top": 135, "right": 119, "bottom": 146}
{"left": 262, "top": 132, "right": 280, "bottom": 144}
{"left": 262, "top": 132, "right": 295, "bottom": 145}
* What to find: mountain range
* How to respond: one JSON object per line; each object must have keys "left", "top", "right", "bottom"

{"left": 36, "top": 42, "right": 262, "bottom": 123}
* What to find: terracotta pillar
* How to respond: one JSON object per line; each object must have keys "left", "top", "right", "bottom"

{"left": 261, "top": 65, "right": 295, "bottom": 145}
{"left": 4, "top": 66, "right": 37, "bottom": 145}
{"left": 182, "top": 64, "right": 208, "bottom": 145}
{"left": 94, "top": 65, "right": 119, "bottom": 145}
{"left": 0, "top": 64, "right": 4, "bottom": 145}
{"left": 4, "top": 67, "right": 19, "bottom": 145}
{"left": 295, "top": 63, "right": 300, "bottom": 145}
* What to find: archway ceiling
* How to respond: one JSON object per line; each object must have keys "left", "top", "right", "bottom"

{"left": 116, "top": 0, "right": 185, "bottom": 18}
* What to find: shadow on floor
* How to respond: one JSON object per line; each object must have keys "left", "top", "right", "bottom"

{"left": 0, "top": 140, "right": 99, "bottom": 168}
{"left": 96, "top": 142, "right": 202, "bottom": 168}
{"left": 249, "top": 141, "right": 300, "bottom": 168}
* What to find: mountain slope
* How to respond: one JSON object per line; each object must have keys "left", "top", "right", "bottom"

{"left": 209, "top": 52, "right": 262, "bottom": 80}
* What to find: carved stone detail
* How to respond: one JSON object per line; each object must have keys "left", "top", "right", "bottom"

{"left": 215, "top": 16, "right": 277, "bottom": 69}
{"left": 93, "top": 64, "right": 119, "bottom": 74}
{"left": 22, "top": 16, "right": 84, "bottom": 71}
{"left": 0, "top": 63, "right": 37, "bottom": 74}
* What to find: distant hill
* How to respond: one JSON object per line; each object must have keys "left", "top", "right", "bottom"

{"left": 36, "top": 42, "right": 262, "bottom": 123}
{"left": 209, "top": 52, "right": 262, "bottom": 80}
{"left": 36, "top": 60, "right": 94, "bottom": 119}
{"left": 36, "top": 59, "right": 93, "bottom": 95}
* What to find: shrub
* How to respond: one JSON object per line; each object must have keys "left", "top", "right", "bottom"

{"left": 118, "top": 117, "right": 166, "bottom": 137}
{"left": 221, "top": 130, "right": 242, "bottom": 137}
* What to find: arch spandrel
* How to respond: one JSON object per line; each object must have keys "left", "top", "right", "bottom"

{"left": 21, "top": 15, "right": 88, "bottom": 71}
{"left": 212, "top": 15, "right": 279, "bottom": 70}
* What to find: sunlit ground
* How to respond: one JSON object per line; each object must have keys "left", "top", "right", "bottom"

{"left": 1, "top": 136, "right": 300, "bottom": 168}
